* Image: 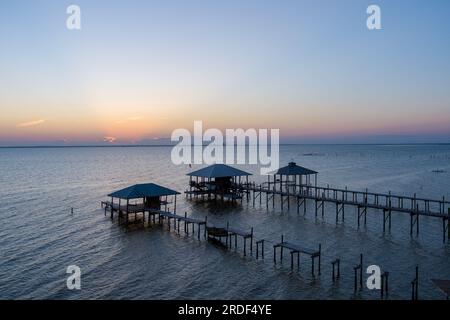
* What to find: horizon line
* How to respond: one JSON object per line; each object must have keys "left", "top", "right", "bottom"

{"left": 1, "top": 142, "right": 450, "bottom": 149}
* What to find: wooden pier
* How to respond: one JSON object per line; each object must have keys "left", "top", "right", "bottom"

{"left": 99, "top": 168, "right": 450, "bottom": 299}
{"left": 158, "top": 210, "right": 207, "bottom": 239}
{"left": 186, "top": 164, "right": 251, "bottom": 202}
{"left": 242, "top": 181, "right": 450, "bottom": 242}
{"left": 102, "top": 201, "right": 209, "bottom": 239}
{"left": 101, "top": 183, "right": 180, "bottom": 225}
{"left": 204, "top": 223, "right": 254, "bottom": 256}
{"left": 226, "top": 223, "right": 254, "bottom": 256}
{"left": 273, "top": 235, "right": 321, "bottom": 276}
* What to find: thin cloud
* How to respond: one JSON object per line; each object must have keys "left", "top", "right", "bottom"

{"left": 103, "top": 136, "right": 117, "bottom": 143}
{"left": 18, "top": 119, "right": 45, "bottom": 127}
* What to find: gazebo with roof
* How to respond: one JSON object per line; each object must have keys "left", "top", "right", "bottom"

{"left": 104, "top": 183, "right": 180, "bottom": 223}
{"left": 273, "top": 162, "right": 318, "bottom": 193}
{"left": 186, "top": 164, "right": 252, "bottom": 201}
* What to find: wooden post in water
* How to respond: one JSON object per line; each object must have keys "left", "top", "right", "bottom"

{"left": 335, "top": 202, "right": 339, "bottom": 224}
{"left": 410, "top": 206, "right": 419, "bottom": 237}
{"left": 246, "top": 176, "right": 249, "bottom": 201}
{"left": 256, "top": 240, "right": 265, "bottom": 260}
{"left": 290, "top": 250, "right": 294, "bottom": 270}
{"left": 332, "top": 259, "right": 340, "bottom": 282}
{"left": 315, "top": 199, "right": 318, "bottom": 217}
{"left": 381, "top": 271, "right": 389, "bottom": 299}
{"left": 410, "top": 213, "right": 413, "bottom": 236}
{"left": 259, "top": 184, "right": 262, "bottom": 205}
{"left": 256, "top": 240, "right": 259, "bottom": 259}
{"left": 273, "top": 244, "right": 276, "bottom": 263}
{"left": 318, "top": 244, "right": 322, "bottom": 275}
{"left": 273, "top": 175, "right": 276, "bottom": 209}
{"left": 253, "top": 186, "right": 255, "bottom": 207}
{"left": 226, "top": 222, "right": 229, "bottom": 248}
{"left": 250, "top": 227, "right": 254, "bottom": 254}
{"left": 197, "top": 221, "right": 200, "bottom": 240}
{"left": 411, "top": 265, "right": 419, "bottom": 300}
{"left": 353, "top": 253, "right": 363, "bottom": 293}
{"left": 280, "top": 235, "right": 284, "bottom": 263}
{"left": 448, "top": 208, "right": 450, "bottom": 243}
{"left": 262, "top": 240, "right": 264, "bottom": 259}
{"left": 321, "top": 195, "right": 325, "bottom": 218}
{"left": 110, "top": 197, "right": 114, "bottom": 220}
{"left": 416, "top": 204, "right": 419, "bottom": 235}
{"left": 359, "top": 253, "right": 363, "bottom": 289}
{"left": 126, "top": 199, "right": 129, "bottom": 224}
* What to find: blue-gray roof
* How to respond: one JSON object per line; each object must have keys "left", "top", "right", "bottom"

{"left": 275, "top": 162, "right": 318, "bottom": 176}
{"left": 187, "top": 164, "right": 252, "bottom": 178}
{"left": 108, "top": 183, "right": 180, "bottom": 199}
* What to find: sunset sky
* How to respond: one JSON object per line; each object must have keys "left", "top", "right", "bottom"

{"left": 1, "top": 0, "right": 450, "bottom": 145}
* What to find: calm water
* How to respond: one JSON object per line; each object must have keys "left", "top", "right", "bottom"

{"left": 1, "top": 145, "right": 450, "bottom": 300}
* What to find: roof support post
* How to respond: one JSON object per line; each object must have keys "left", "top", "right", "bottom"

{"left": 110, "top": 197, "right": 114, "bottom": 219}
{"left": 174, "top": 195, "right": 177, "bottom": 213}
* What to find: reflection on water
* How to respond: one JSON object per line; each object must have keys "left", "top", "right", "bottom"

{"left": 0, "top": 145, "right": 449, "bottom": 299}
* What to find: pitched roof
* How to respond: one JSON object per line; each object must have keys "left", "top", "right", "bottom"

{"left": 275, "top": 162, "right": 318, "bottom": 175}
{"left": 187, "top": 164, "right": 252, "bottom": 178}
{"left": 108, "top": 183, "right": 180, "bottom": 199}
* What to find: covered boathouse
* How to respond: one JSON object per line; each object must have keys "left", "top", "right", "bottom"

{"left": 186, "top": 164, "right": 252, "bottom": 201}
{"left": 272, "top": 162, "right": 318, "bottom": 193}
{"left": 102, "top": 183, "right": 180, "bottom": 224}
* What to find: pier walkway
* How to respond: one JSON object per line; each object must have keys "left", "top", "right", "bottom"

{"left": 243, "top": 182, "right": 450, "bottom": 242}
{"left": 273, "top": 235, "right": 321, "bottom": 275}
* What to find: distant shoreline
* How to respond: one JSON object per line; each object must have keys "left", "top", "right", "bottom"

{"left": 1, "top": 143, "right": 450, "bottom": 149}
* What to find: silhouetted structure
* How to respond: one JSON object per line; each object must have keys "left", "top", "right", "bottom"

{"left": 186, "top": 164, "right": 252, "bottom": 201}
{"left": 102, "top": 183, "right": 180, "bottom": 224}
{"left": 275, "top": 161, "right": 318, "bottom": 190}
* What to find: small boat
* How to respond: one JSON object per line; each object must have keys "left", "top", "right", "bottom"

{"left": 432, "top": 169, "right": 446, "bottom": 173}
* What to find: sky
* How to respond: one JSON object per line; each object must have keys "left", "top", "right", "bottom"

{"left": 1, "top": 0, "right": 450, "bottom": 146}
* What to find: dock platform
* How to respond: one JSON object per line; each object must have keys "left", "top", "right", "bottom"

{"left": 273, "top": 235, "right": 321, "bottom": 275}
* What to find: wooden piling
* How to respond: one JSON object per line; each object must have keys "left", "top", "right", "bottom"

{"left": 411, "top": 265, "right": 419, "bottom": 300}
{"left": 331, "top": 258, "right": 340, "bottom": 282}
{"left": 280, "top": 235, "right": 284, "bottom": 263}
{"left": 250, "top": 227, "right": 254, "bottom": 254}
{"left": 256, "top": 240, "right": 265, "bottom": 260}
{"left": 381, "top": 271, "right": 389, "bottom": 299}
{"left": 354, "top": 253, "right": 363, "bottom": 293}
{"left": 318, "top": 244, "right": 321, "bottom": 275}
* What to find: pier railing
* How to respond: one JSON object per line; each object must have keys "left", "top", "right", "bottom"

{"left": 240, "top": 182, "right": 450, "bottom": 218}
